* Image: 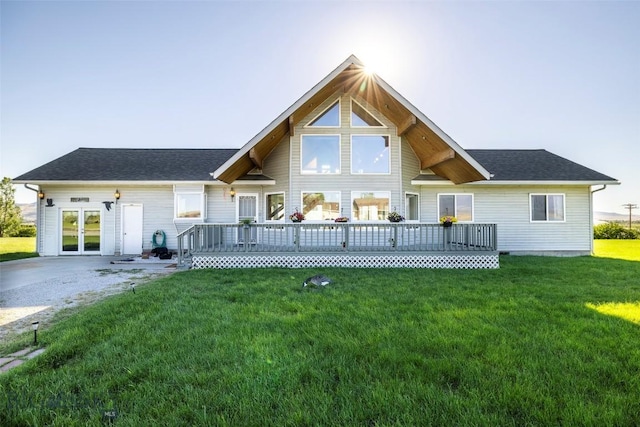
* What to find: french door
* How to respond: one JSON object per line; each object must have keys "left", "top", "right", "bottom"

{"left": 60, "top": 209, "right": 101, "bottom": 254}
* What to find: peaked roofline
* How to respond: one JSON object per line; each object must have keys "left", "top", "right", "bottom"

{"left": 213, "top": 55, "right": 490, "bottom": 183}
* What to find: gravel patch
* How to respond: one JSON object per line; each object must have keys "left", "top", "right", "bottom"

{"left": 0, "top": 266, "right": 175, "bottom": 346}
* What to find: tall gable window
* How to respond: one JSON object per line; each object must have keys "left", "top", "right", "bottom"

{"left": 302, "top": 191, "right": 340, "bottom": 220}
{"left": 301, "top": 135, "right": 340, "bottom": 174}
{"left": 351, "top": 99, "right": 384, "bottom": 127}
{"left": 438, "top": 194, "right": 473, "bottom": 222}
{"left": 351, "top": 135, "right": 390, "bottom": 174}
{"left": 352, "top": 191, "right": 390, "bottom": 221}
{"left": 306, "top": 100, "right": 340, "bottom": 127}
{"left": 530, "top": 194, "right": 565, "bottom": 222}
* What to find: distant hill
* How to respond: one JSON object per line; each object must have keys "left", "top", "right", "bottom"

{"left": 595, "top": 211, "right": 640, "bottom": 222}
{"left": 18, "top": 203, "right": 36, "bottom": 224}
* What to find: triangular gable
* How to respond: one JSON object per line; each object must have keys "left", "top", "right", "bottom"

{"left": 213, "top": 55, "right": 490, "bottom": 184}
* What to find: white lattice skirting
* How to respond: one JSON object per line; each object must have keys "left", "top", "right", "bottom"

{"left": 191, "top": 253, "right": 499, "bottom": 269}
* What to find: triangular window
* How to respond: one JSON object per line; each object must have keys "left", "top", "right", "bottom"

{"left": 307, "top": 100, "right": 340, "bottom": 127}
{"left": 351, "top": 99, "right": 384, "bottom": 127}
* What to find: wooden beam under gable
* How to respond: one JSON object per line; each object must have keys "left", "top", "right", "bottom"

{"left": 397, "top": 114, "right": 417, "bottom": 136}
{"left": 421, "top": 149, "right": 455, "bottom": 170}
{"left": 249, "top": 148, "right": 263, "bottom": 169}
{"left": 288, "top": 116, "right": 295, "bottom": 136}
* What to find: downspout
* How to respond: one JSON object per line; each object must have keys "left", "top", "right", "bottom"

{"left": 589, "top": 185, "right": 608, "bottom": 254}
{"left": 24, "top": 184, "right": 41, "bottom": 254}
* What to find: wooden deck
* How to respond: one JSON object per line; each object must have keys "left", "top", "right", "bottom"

{"left": 177, "top": 223, "right": 498, "bottom": 269}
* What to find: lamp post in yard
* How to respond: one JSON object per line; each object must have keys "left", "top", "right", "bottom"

{"left": 32, "top": 321, "right": 39, "bottom": 345}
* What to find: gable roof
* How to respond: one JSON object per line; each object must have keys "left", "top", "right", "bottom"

{"left": 213, "top": 55, "right": 491, "bottom": 185}
{"left": 13, "top": 148, "right": 239, "bottom": 182}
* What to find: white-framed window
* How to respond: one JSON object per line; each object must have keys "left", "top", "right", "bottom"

{"left": 306, "top": 99, "right": 340, "bottom": 127}
{"left": 438, "top": 194, "right": 474, "bottom": 222}
{"left": 405, "top": 192, "right": 419, "bottom": 221}
{"left": 266, "top": 192, "right": 285, "bottom": 221}
{"left": 352, "top": 191, "right": 390, "bottom": 221}
{"left": 301, "top": 135, "right": 341, "bottom": 174}
{"left": 175, "top": 193, "right": 206, "bottom": 219}
{"left": 302, "top": 191, "right": 341, "bottom": 221}
{"left": 530, "top": 194, "right": 565, "bottom": 222}
{"left": 351, "top": 135, "right": 390, "bottom": 174}
{"left": 351, "top": 99, "right": 385, "bottom": 127}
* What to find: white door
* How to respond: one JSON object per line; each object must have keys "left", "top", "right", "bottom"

{"left": 60, "top": 208, "right": 102, "bottom": 255}
{"left": 237, "top": 193, "right": 258, "bottom": 244}
{"left": 122, "top": 204, "right": 143, "bottom": 255}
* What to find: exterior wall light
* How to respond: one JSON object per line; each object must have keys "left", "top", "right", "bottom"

{"left": 114, "top": 189, "right": 121, "bottom": 203}
{"left": 38, "top": 191, "right": 45, "bottom": 200}
{"left": 229, "top": 188, "right": 236, "bottom": 202}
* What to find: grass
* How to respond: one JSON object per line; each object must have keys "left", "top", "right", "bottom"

{"left": 0, "top": 237, "right": 37, "bottom": 262}
{"left": 1, "top": 255, "right": 640, "bottom": 426}
{"left": 594, "top": 239, "right": 640, "bottom": 261}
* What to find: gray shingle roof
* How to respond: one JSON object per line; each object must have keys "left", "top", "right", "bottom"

{"left": 466, "top": 149, "right": 617, "bottom": 182}
{"left": 14, "top": 147, "right": 617, "bottom": 183}
{"left": 14, "top": 148, "right": 239, "bottom": 181}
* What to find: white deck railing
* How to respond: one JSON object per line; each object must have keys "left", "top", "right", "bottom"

{"left": 177, "top": 223, "right": 497, "bottom": 266}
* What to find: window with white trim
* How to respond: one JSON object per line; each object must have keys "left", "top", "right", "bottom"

{"left": 301, "top": 135, "right": 341, "bottom": 174}
{"left": 302, "top": 191, "right": 340, "bottom": 220}
{"left": 351, "top": 99, "right": 384, "bottom": 127}
{"left": 352, "top": 191, "right": 390, "bottom": 221}
{"left": 438, "top": 194, "right": 473, "bottom": 222}
{"left": 405, "top": 193, "right": 419, "bottom": 221}
{"left": 306, "top": 100, "right": 340, "bottom": 127}
{"left": 266, "top": 193, "right": 285, "bottom": 221}
{"left": 351, "top": 135, "right": 390, "bottom": 174}
{"left": 175, "top": 193, "right": 206, "bottom": 219}
{"left": 530, "top": 194, "right": 565, "bottom": 222}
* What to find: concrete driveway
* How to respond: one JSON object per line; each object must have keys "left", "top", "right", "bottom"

{"left": 0, "top": 256, "right": 177, "bottom": 345}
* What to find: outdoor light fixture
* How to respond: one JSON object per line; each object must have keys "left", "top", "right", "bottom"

{"left": 229, "top": 187, "right": 236, "bottom": 202}
{"left": 32, "top": 321, "right": 39, "bottom": 345}
{"left": 114, "top": 189, "right": 121, "bottom": 203}
{"left": 38, "top": 191, "right": 45, "bottom": 200}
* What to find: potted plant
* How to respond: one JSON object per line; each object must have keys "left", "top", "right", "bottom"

{"left": 440, "top": 216, "right": 457, "bottom": 227}
{"left": 387, "top": 211, "right": 405, "bottom": 223}
{"left": 334, "top": 217, "right": 349, "bottom": 223}
{"left": 289, "top": 209, "right": 305, "bottom": 223}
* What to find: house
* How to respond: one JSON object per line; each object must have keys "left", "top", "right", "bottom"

{"left": 13, "top": 55, "right": 619, "bottom": 269}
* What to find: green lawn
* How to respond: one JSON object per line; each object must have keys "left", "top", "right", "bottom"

{"left": 0, "top": 237, "right": 38, "bottom": 262}
{"left": 594, "top": 239, "right": 640, "bottom": 261}
{"left": 2, "top": 255, "right": 640, "bottom": 426}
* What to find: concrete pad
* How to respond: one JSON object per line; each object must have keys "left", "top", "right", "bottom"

{"left": 0, "top": 359, "right": 24, "bottom": 372}
{"left": 0, "top": 357, "right": 14, "bottom": 367}
{"left": 8, "top": 348, "right": 31, "bottom": 357}
{"left": 26, "top": 348, "right": 46, "bottom": 359}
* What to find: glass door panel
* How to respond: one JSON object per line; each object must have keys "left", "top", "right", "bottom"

{"left": 62, "top": 210, "right": 80, "bottom": 252}
{"left": 83, "top": 210, "right": 101, "bottom": 252}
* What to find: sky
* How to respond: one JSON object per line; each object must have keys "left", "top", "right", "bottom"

{"left": 1, "top": 0, "right": 639, "bottom": 214}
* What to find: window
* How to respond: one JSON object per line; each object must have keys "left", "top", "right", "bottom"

{"left": 530, "top": 194, "right": 565, "bottom": 222}
{"left": 438, "top": 194, "right": 473, "bottom": 222}
{"left": 351, "top": 99, "right": 384, "bottom": 127}
{"left": 405, "top": 193, "right": 419, "bottom": 221}
{"left": 301, "top": 135, "right": 340, "bottom": 174}
{"left": 266, "top": 193, "right": 285, "bottom": 221}
{"left": 175, "top": 193, "right": 205, "bottom": 219}
{"left": 352, "top": 191, "right": 390, "bottom": 221}
{"left": 302, "top": 192, "right": 340, "bottom": 220}
{"left": 351, "top": 135, "right": 390, "bottom": 174}
{"left": 306, "top": 100, "right": 340, "bottom": 127}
